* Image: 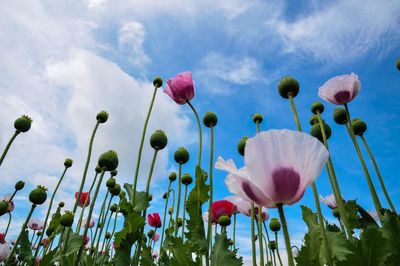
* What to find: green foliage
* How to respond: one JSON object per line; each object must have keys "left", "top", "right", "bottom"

{"left": 163, "top": 236, "right": 197, "bottom": 265}
{"left": 19, "top": 230, "right": 34, "bottom": 264}
{"left": 211, "top": 229, "right": 242, "bottom": 266}
{"left": 381, "top": 211, "right": 400, "bottom": 263}
{"left": 343, "top": 200, "right": 360, "bottom": 231}
{"left": 140, "top": 244, "right": 155, "bottom": 266}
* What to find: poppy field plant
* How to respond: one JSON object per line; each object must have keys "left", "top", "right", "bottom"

{"left": 0, "top": 69, "right": 399, "bottom": 266}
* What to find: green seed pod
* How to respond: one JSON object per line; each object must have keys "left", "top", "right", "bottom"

{"left": 29, "top": 186, "right": 48, "bottom": 205}
{"left": 110, "top": 203, "right": 118, "bottom": 212}
{"left": 268, "top": 240, "right": 277, "bottom": 250}
{"left": 95, "top": 165, "right": 102, "bottom": 173}
{"left": 59, "top": 201, "right": 65, "bottom": 208}
{"left": 333, "top": 108, "right": 348, "bottom": 125}
{"left": 168, "top": 207, "right": 173, "bottom": 215}
{"left": 309, "top": 115, "right": 319, "bottom": 126}
{"left": 110, "top": 170, "right": 118, "bottom": 177}
{"left": 60, "top": 211, "right": 74, "bottom": 227}
{"left": 203, "top": 112, "right": 218, "bottom": 128}
{"left": 119, "top": 191, "right": 126, "bottom": 198}
{"left": 96, "top": 111, "right": 109, "bottom": 123}
{"left": 351, "top": 118, "right": 367, "bottom": 136}
{"left": 174, "top": 147, "right": 189, "bottom": 164}
{"left": 148, "top": 194, "right": 153, "bottom": 201}
{"left": 269, "top": 218, "right": 281, "bottom": 232}
{"left": 252, "top": 113, "right": 263, "bottom": 124}
{"left": 150, "top": 130, "right": 168, "bottom": 150}
{"left": 229, "top": 239, "right": 234, "bottom": 246}
{"left": 278, "top": 76, "right": 300, "bottom": 99}
{"left": 147, "top": 229, "right": 154, "bottom": 238}
{"left": 162, "top": 192, "right": 168, "bottom": 199}
{"left": 106, "top": 177, "right": 116, "bottom": 189}
{"left": 109, "top": 183, "right": 121, "bottom": 196}
{"left": 169, "top": 172, "right": 177, "bottom": 182}
{"left": 64, "top": 158, "right": 73, "bottom": 168}
{"left": 98, "top": 222, "right": 103, "bottom": 228}
{"left": 237, "top": 136, "right": 249, "bottom": 156}
{"left": 310, "top": 122, "right": 332, "bottom": 142}
{"left": 153, "top": 77, "right": 163, "bottom": 88}
{"left": 0, "top": 201, "right": 9, "bottom": 216}
{"left": 177, "top": 218, "right": 183, "bottom": 227}
{"left": 14, "top": 115, "right": 32, "bottom": 133}
{"left": 181, "top": 173, "right": 193, "bottom": 185}
{"left": 218, "top": 215, "right": 231, "bottom": 226}
{"left": 311, "top": 101, "right": 324, "bottom": 115}
{"left": 15, "top": 180, "right": 25, "bottom": 191}
{"left": 332, "top": 208, "right": 340, "bottom": 218}
{"left": 36, "top": 231, "right": 42, "bottom": 236}
{"left": 397, "top": 58, "right": 400, "bottom": 71}
{"left": 105, "top": 232, "right": 111, "bottom": 239}
{"left": 98, "top": 150, "right": 119, "bottom": 171}
{"left": 46, "top": 227, "right": 54, "bottom": 237}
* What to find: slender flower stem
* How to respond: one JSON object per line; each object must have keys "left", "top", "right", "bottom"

{"left": 91, "top": 191, "right": 109, "bottom": 253}
{"left": 76, "top": 169, "right": 107, "bottom": 264}
{"left": 4, "top": 212, "right": 12, "bottom": 237}
{"left": 288, "top": 94, "right": 302, "bottom": 131}
{"left": 261, "top": 234, "right": 269, "bottom": 263}
{"left": 106, "top": 199, "right": 121, "bottom": 251}
{"left": 232, "top": 213, "right": 236, "bottom": 250}
{"left": 275, "top": 232, "right": 283, "bottom": 266}
{"left": 145, "top": 150, "right": 159, "bottom": 197}
{"left": 133, "top": 86, "right": 159, "bottom": 204}
{"left": 182, "top": 184, "right": 188, "bottom": 239}
{"left": 174, "top": 164, "right": 182, "bottom": 236}
{"left": 360, "top": 135, "right": 396, "bottom": 212}
{"left": 272, "top": 250, "right": 277, "bottom": 266}
{"left": 255, "top": 122, "right": 261, "bottom": 133}
{"left": 186, "top": 101, "right": 202, "bottom": 166}
{"left": 8, "top": 190, "right": 18, "bottom": 203}
{"left": 30, "top": 229, "right": 36, "bottom": 243}
{"left": 99, "top": 210, "right": 113, "bottom": 256}
{"left": 168, "top": 190, "right": 176, "bottom": 232}
{"left": 0, "top": 130, "right": 20, "bottom": 167}
{"left": 34, "top": 167, "right": 68, "bottom": 258}
{"left": 206, "top": 126, "right": 215, "bottom": 257}
{"left": 257, "top": 206, "right": 264, "bottom": 266}
{"left": 159, "top": 182, "right": 172, "bottom": 254}
{"left": 250, "top": 203, "right": 256, "bottom": 266}
{"left": 5, "top": 204, "right": 36, "bottom": 265}
{"left": 263, "top": 221, "right": 273, "bottom": 263}
{"left": 76, "top": 172, "right": 99, "bottom": 232}
{"left": 276, "top": 204, "right": 294, "bottom": 266}
{"left": 95, "top": 195, "right": 114, "bottom": 255}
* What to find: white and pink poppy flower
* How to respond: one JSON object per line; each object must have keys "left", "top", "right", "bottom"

{"left": 82, "top": 217, "right": 95, "bottom": 229}
{"left": 1, "top": 195, "right": 14, "bottom": 212}
{"left": 28, "top": 218, "right": 44, "bottom": 231}
{"left": 217, "top": 130, "right": 329, "bottom": 208}
{"left": 318, "top": 73, "right": 361, "bottom": 105}
{"left": 152, "top": 250, "right": 159, "bottom": 260}
{"left": 319, "top": 194, "right": 337, "bottom": 209}
{"left": 152, "top": 232, "right": 160, "bottom": 242}
{"left": 224, "top": 196, "right": 251, "bottom": 215}
{"left": 0, "top": 242, "right": 11, "bottom": 262}
{"left": 254, "top": 207, "right": 269, "bottom": 222}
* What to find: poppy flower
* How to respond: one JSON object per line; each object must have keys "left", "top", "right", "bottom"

{"left": 254, "top": 206, "right": 269, "bottom": 222}
{"left": 75, "top": 192, "right": 90, "bottom": 207}
{"left": 152, "top": 251, "right": 159, "bottom": 260}
{"left": 0, "top": 195, "right": 14, "bottom": 213}
{"left": 152, "top": 232, "right": 160, "bottom": 242}
{"left": 224, "top": 196, "right": 251, "bottom": 215}
{"left": 319, "top": 194, "right": 337, "bottom": 209}
{"left": 0, "top": 242, "right": 10, "bottom": 261}
{"left": 82, "top": 217, "right": 95, "bottom": 228}
{"left": 28, "top": 218, "right": 44, "bottom": 231}
{"left": 211, "top": 200, "right": 234, "bottom": 222}
{"left": 164, "top": 71, "right": 195, "bottom": 104}
{"left": 0, "top": 233, "right": 5, "bottom": 244}
{"left": 318, "top": 73, "right": 361, "bottom": 105}
{"left": 147, "top": 213, "right": 162, "bottom": 228}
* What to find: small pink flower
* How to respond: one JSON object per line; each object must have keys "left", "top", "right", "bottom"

{"left": 318, "top": 73, "right": 361, "bottom": 105}
{"left": 164, "top": 71, "right": 195, "bottom": 104}
{"left": 1, "top": 195, "right": 14, "bottom": 213}
{"left": 82, "top": 217, "right": 95, "bottom": 228}
{"left": 147, "top": 213, "right": 161, "bottom": 228}
{"left": 152, "top": 250, "right": 159, "bottom": 259}
{"left": 75, "top": 192, "right": 90, "bottom": 207}
{"left": 0, "top": 242, "right": 11, "bottom": 261}
{"left": 254, "top": 207, "right": 269, "bottom": 222}
{"left": 81, "top": 235, "right": 90, "bottom": 245}
{"left": 319, "top": 194, "right": 337, "bottom": 209}
{"left": 35, "top": 256, "right": 41, "bottom": 265}
{"left": 28, "top": 218, "right": 44, "bottom": 231}
{"left": 152, "top": 232, "right": 160, "bottom": 242}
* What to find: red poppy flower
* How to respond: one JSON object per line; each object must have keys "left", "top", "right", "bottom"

{"left": 75, "top": 192, "right": 90, "bottom": 207}
{"left": 147, "top": 213, "right": 162, "bottom": 228}
{"left": 0, "top": 233, "right": 5, "bottom": 244}
{"left": 211, "top": 200, "right": 234, "bottom": 222}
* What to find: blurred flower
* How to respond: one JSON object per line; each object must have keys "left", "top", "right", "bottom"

{"left": 164, "top": 71, "right": 195, "bottom": 104}
{"left": 0, "top": 242, "right": 10, "bottom": 261}
{"left": 319, "top": 194, "right": 337, "bottom": 209}
{"left": 152, "top": 232, "right": 160, "bottom": 242}
{"left": 211, "top": 200, "right": 234, "bottom": 222}
{"left": 35, "top": 256, "right": 41, "bottom": 266}
{"left": 147, "top": 213, "right": 162, "bottom": 228}
{"left": 81, "top": 235, "right": 90, "bottom": 245}
{"left": 202, "top": 211, "right": 216, "bottom": 224}
{"left": 318, "top": 73, "right": 361, "bottom": 105}
{"left": 368, "top": 210, "right": 379, "bottom": 220}
{"left": 75, "top": 192, "right": 90, "bottom": 207}
{"left": 0, "top": 195, "right": 14, "bottom": 212}
{"left": 0, "top": 233, "right": 5, "bottom": 244}
{"left": 82, "top": 217, "right": 95, "bottom": 228}
{"left": 152, "top": 250, "right": 159, "bottom": 260}
{"left": 28, "top": 218, "right": 44, "bottom": 231}
{"left": 224, "top": 196, "right": 251, "bottom": 216}
{"left": 254, "top": 207, "right": 269, "bottom": 222}
{"left": 40, "top": 238, "right": 50, "bottom": 247}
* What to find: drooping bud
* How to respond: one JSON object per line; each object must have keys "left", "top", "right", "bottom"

{"left": 333, "top": 108, "right": 348, "bottom": 125}
{"left": 0, "top": 201, "right": 9, "bottom": 216}
{"left": 181, "top": 173, "right": 193, "bottom": 185}
{"left": 177, "top": 218, "right": 183, "bottom": 228}
{"left": 98, "top": 150, "right": 119, "bottom": 171}
{"left": 59, "top": 202, "right": 65, "bottom": 208}
{"left": 278, "top": 76, "right": 300, "bottom": 99}
{"left": 96, "top": 111, "right": 109, "bottom": 123}
{"left": 110, "top": 204, "right": 118, "bottom": 212}
{"left": 252, "top": 113, "right": 263, "bottom": 124}
{"left": 14, "top": 115, "right": 32, "bottom": 133}
{"left": 311, "top": 101, "right": 324, "bottom": 115}
{"left": 168, "top": 208, "right": 173, "bottom": 215}
{"left": 162, "top": 192, "right": 168, "bottom": 199}
{"left": 60, "top": 211, "right": 74, "bottom": 227}
{"left": 95, "top": 165, "right": 102, "bottom": 173}
{"left": 203, "top": 112, "right": 218, "bottom": 128}
{"left": 64, "top": 158, "right": 73, "bottom": 168}
{"left": 29, "top": 186, "right": 48, "bottom": 205}
{"left": 150, "top": 130, "right": 168, "bottom": 150}
{"left": 269, "top": 218, "right": 281, "bottom": 232}
{"left": 310, "top": 122, "right": 332, "bottom": 142}
{"left": 309, "top": 115, "right": 319, "bottom": 126}
{"left": 153, "top": 77, "right": 163, "bottom": 88}
{"left": 237, "top": 136, "right": 249, "bottom": 156}
{"left": 351, "top": 118, "right": 367, "bottom": 136}
{"left": 218, "top": 215, "right": 231, "bottom": 226}
{"left": 174, "top": 147, "right": 189, "bottom": 164}
{"left": 15, "top": 181, "right": 25, "bottom": 191}
{"left": 105, "top": 232, "right": 111, "bottom": 239}
{"left": 147, "top": 230, "right": 154, "bottom": 238}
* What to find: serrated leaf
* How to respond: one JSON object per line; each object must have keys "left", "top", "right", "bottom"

{"left": 164, "top": 236, "right": 196, "bottom": 266}
{"left": 357, "top": 227, "right": 390, "bottom": 266}
{"left": 381, "top": 211, "right": 400, "bottom": 263}
{"left": 140, "top": 244, "right": 155, "bottom": 266}
{"left": 211, "top": 230, "right": 242, "bottom": 266}
{"left": 19, "top": 229, "right": 34, "bottom": 264}
{"left": 134, "top": 191, "right": 150, "bottom": 212}
{"left": 356, "top": 204, "right": 378, "bottom": 229}
{"left": 324, "top": 231, "right": 353, "bottom": 263}
{"left": 64, "top": 232, "right": 83, "bottom": 256}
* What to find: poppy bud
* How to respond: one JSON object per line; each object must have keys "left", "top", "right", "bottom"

{"left": 60, "top": 211, "right": 74, "bottom": 227}
{"left": 268, "top": 240, "right": 276, "bottom": 250}
{"left": 311, "top": 101, "right": 324, "bottom": 115}
{"left": 98, "top": 222, "right": 103, "bottom": 228}
{"left": 46, "top": 227, "right": 54, "bottom": 237}
{"left": 310, "top": 122, "right": 332, "bottom": 142}
{"left": 109, "top": 184, "right": 121, "bottom": 196}
{"left": 64, "top": 158, "right": 73, "bottom": 168}
{"left": 153, "top": 77, "right": 163, "bottom": 88}
{"left": 15, "top": 180, "right": 25, "bottom": 191}
{"left": 148, "top": 194, "right": 153, "bottom": 201}
{"left": 0, "top": 201, "right": 9, "bottom": 216}
{"left": 105, "top": 232, "right": 111, "bottom": 239}
{"left": 397, "top": 58, "right": 400, "bottom": 71}
{"left": 309, "top": 115, "right": 319, "bottom": 126}
{"left": 269, "top": 218, "right": 281, "bottom": 232}
{"left": 351, "top": 118, "right": 367, "bottom": 136}
{"left": 237, "top": 136, "right": 249, "bottom": 156}
{"left": 203, "top": 112, "right": 218, "bottom": 128}
{"left": 147, "top": 230, "right": 154, "bottom": 238}
{"left": 150, "top": 130, "right": 168, "bottom": 150}
{"left": 168, "top": 208, "right": 173, "bottom": 215}
{"left": 29, "top": 186, "right": 48, "bottom": 205}
{"left": 162, "top": 192, "right": 168, "bottom": 199}
{"left": 95, "top": 165, "right": 102, "bottom": 173}
{"left": 106, "top": 177, "right": 116, "bottom": 189}
{"left": 119, "top": 191, "right": 126, "bottom": 198}
{"left": 333, "top": 108, "right": 348, "bottom": 125}
{"left": 218, "top": 215, "right": 231, "bottom": 226}
{"left": 98, "top": 150, "right": 119, "bottom": 171}
{"left": 332, "top": 208, "right": 340, "bottom": 218}
{"left": 110, "top": 170, "right": 118, "bottom": 177}
{"left": 252, "top": 113, "right": 263, "bottom": 124}
{"left": 229, "top": 240, "right": 234, "bottom": 246}
{"left": 174, "top": 147, "right": 189, "bottom": 164}
{"left": 169, "top": 172, "right": 177, "bottom": 182}
{"left": 177, "top": 218, "right": 183, "bottom": 227}
{"left": 278, "top": 76, "right": 300, "bottom": 99}
{"left": 181, "top": 173, "right": 193, "bottom": 185}
{"left": 14, "top": 115, "right": 32, "bottom": 133}
{"left": 110, "top": 203, "right": 118, "bottom": 213}
{"left": 59, "top": 202, "right": 65, "bottom": 208}
{"left": 36, "top": 231, "right": 42, "bottom": 236}
{"left": 96, "top": 111, "right": 109, "bottom": 123}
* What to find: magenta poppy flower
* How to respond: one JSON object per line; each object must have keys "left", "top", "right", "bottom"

{"left": 82, "top": 217, "right": 95, "bottom": 228}
{"left": 147, "top": 213, "right": 162, "bottom": 228}
{"left": 28, "top": 218, "right": 44, "bottom": 231}
{"left": 254, "top": 207, "right": 269, "bottom": 222}
{"left": 75, "top": 192, "right": 90, "bottom": 207}
{"left": 164, "top": 71, "right": 195, "bottom": 104}
{"left": 211, "top": 200, "right": 234, "bottom": 222}
{"left": 319, "top": 194, "right": 337, "bottom": 209}
{"left": 152, "top": 250, "right": 159, "bottom": 260}
{"left": 81, "top": 235, "right": 90, "bottom": 245}
{"left": 318, "top": 73, "right": 361, "bottom": 105}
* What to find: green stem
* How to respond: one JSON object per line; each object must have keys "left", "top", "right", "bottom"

{"left": 288, "top": 94, "right": 302, "bottom": 131}
{"left": 0, "top": 130, "right": 20, "bottom": 167}
{"left": 272, "top": 250, "right": 277, "bottom": 266}
{"left": 95, "top": 195, "right": 114, "bottom": 254}
{"left": 250, "top": 203, "right": 256, "bottom": 266}
{"left": 159, "top": 182, "right": 172, "bottom": 254}
{"left": 257, "top": 206, "right": 264, "bottom": 266}
{"left": 182, "top": 185, "right": 188, "bottom": 239}
{"left": 261, "top": 233, "right": 269, "bottom": 263}
{"left": 133, "top": 86, "right": 159, "bottom": 204}
{"left": 263, "top": 221, "right": 273, "bottom": 264}
{"left": 76, "top": 169, "right": 107, "bottom": 264}
{"left": 76, "top": 172, "right": 99, "bottom": 232}
{"left": 145, "top": 150, "right": 159, "bottom": 197}
{"left": 186, "top": 101, "right": 202, "bottom": 166}
{"left": 5, "top": 204, "right": 36, "bottom": 265}
{"left": 174, "top": 164, "right": 182, "bottom": 236}
{"left": 207, "top": 126, "right": 215, "bottom": 259}
{"left": 91, "top": 191, "right": 109, "bottom": 251}
{"left": 256, "top": 122, "right": 261, "bottom": 133}
{"left": 34, "top": 167, "right": 68, "bottom": 259}
{"left": 233, "top": 213, "right": 236, "bottom": 250}
{"left": 4, "top": 212, "right": 11, "bottom": 236}
{"left": 277, "top": 204, "right": 294, "bottom": 266}
{"left": 360, "top": 135, "right": 396, "bottom": 213}
{"left": 275, "top": 232, "right": 283, "bottom": 266}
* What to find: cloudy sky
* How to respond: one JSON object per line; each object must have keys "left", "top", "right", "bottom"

{"left": 1, "top": 0, "right": 400, "bottom": 264}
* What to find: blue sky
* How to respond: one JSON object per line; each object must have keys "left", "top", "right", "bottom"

{"left": 1, "top": 0, "right": 400, "bottom": 264}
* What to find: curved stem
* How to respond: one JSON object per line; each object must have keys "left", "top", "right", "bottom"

{"left": 174, "top": 164, "right": 182, "bottom": 236}
{"left": 288, "top": 94, "right": 302, "bottom": 131}
{"left": 206, "top": 126, "right": 215, "bottom": 260}
{"left": 159, "top": 182, "right": 172, "bottom": 254}
{"left": 95, "top": 195, "right": 114, "bottom": 254}
{"left": 360, "top": 135, "right": 396, "bottom": 213}
{"left": 186, "top": 100, "right": 202, "bottom": 167}
{"left": 145, "top": 150, "right": 159, "bottom": 197}
{"left": 250, "top": 203, "right": 256, "bottom": 266}
{"left": 277, "top": 204, "right": 294, "bottom": 266}
{"left": 263, "top": 221, "right": 273, "bottom": 264}
{"left": 133, "top": 86, "right": 159, "bottom": 204}
{"left": 4, "top": 212, "right": 12, "bottom": 237}
{"left": 0, "top": 130, "right": 20, "bottom": 167}
{"left": 272, "top": 249, "right": 277, "bottom": 266}
{"left": 5, "top": 204, "right": 36, "bottom": 265}
{"left": 182, "top": 185, "right": 188, "bottom": 239}
{"left": 91, "top": 191, "right": 109, "bottom": 251}
{"left": 261, "top": 233, "right": 269, "bottom": 263}
{"left": 257, "top": 206, "right": 264, "bottom": 266}
{"left": 275, "top": 232, "right": 283, "bottom": 266}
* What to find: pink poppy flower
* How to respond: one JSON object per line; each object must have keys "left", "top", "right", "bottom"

{"left": 164, "top": 71, "right": 195, "bottom": 104}
{"left": 147, "top": 213, "right": 162, "bottom": 228}
{"left": 0, "top": 242, "right": 11, "bottom": 261}
{"left": 81, "top": 235, "right": 90, "bottom": 245}
{"left": 211, "top": 200, "right": 234, "bottom": 222}
{"left": 1, "top": 195, "right": 14, "bottom": 212}
{"left": 82, "top": 217, "right": 95, "bottom": 228}
{"left": 35, "top": 256, "right": 41, "bottom": 265}
{"left": 152, "top": 250, "right": 159, "bottom": 260}
{"left": 28, "top": 218, "right": 44, "bottom": 231}
{"left": 319, "top": 194, "right": 337, "bottom": 209}
{"left": 254, "top": 207, "right": 269, "bottom": 222}
{"left": 152, "top": 232, "right": 160, "bottom": 242}
{"left": 224, "top": 196, "right": 251, "bottom": 216}
{"left": 75, "top": 192, "right": 90, "bottom": 207}
{"left": 318, "top": 73, "right": 361, "bottom": 105}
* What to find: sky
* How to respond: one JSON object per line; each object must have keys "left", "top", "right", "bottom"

{"left": 1, "top": 0, "right": 400, "bottom": 265}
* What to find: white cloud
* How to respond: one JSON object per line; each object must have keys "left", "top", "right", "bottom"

{"left": 118, "top": 21, "right": 150, "bottom": 67}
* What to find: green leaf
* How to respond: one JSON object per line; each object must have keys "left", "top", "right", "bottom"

{"left": 19, "top": 229, "right": 34, "bottom": 264}
{"left": 356, "top": 204, "right": 378, "bottom": 229}
{"left": 140, "top": 244, "right": 155, "bottom": 266}
{"left": 356, "top": 227, "right": 390, "bottom": 266}
{"left": 40, "top": 249, "right": 57, "bottom": 266}
{"left": 343, "top": 200, "right": 360, "bottom": 231}
{"left": 134, "top": 191, "right": 150, "bottom": 212}
{"left": 163, "top": 236, "right": 196, "bottom": 266}
{"left": 211, "top": 230, "right": 242, "bottom": 266}
{"left": 63, "top": 232, "right": 83, "bottom": 256}
{"left": 323, "top": 231, "right": 353, "bottom": 263}
{"left": 381, "top": 211, "right": 400, "bottom": 264}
